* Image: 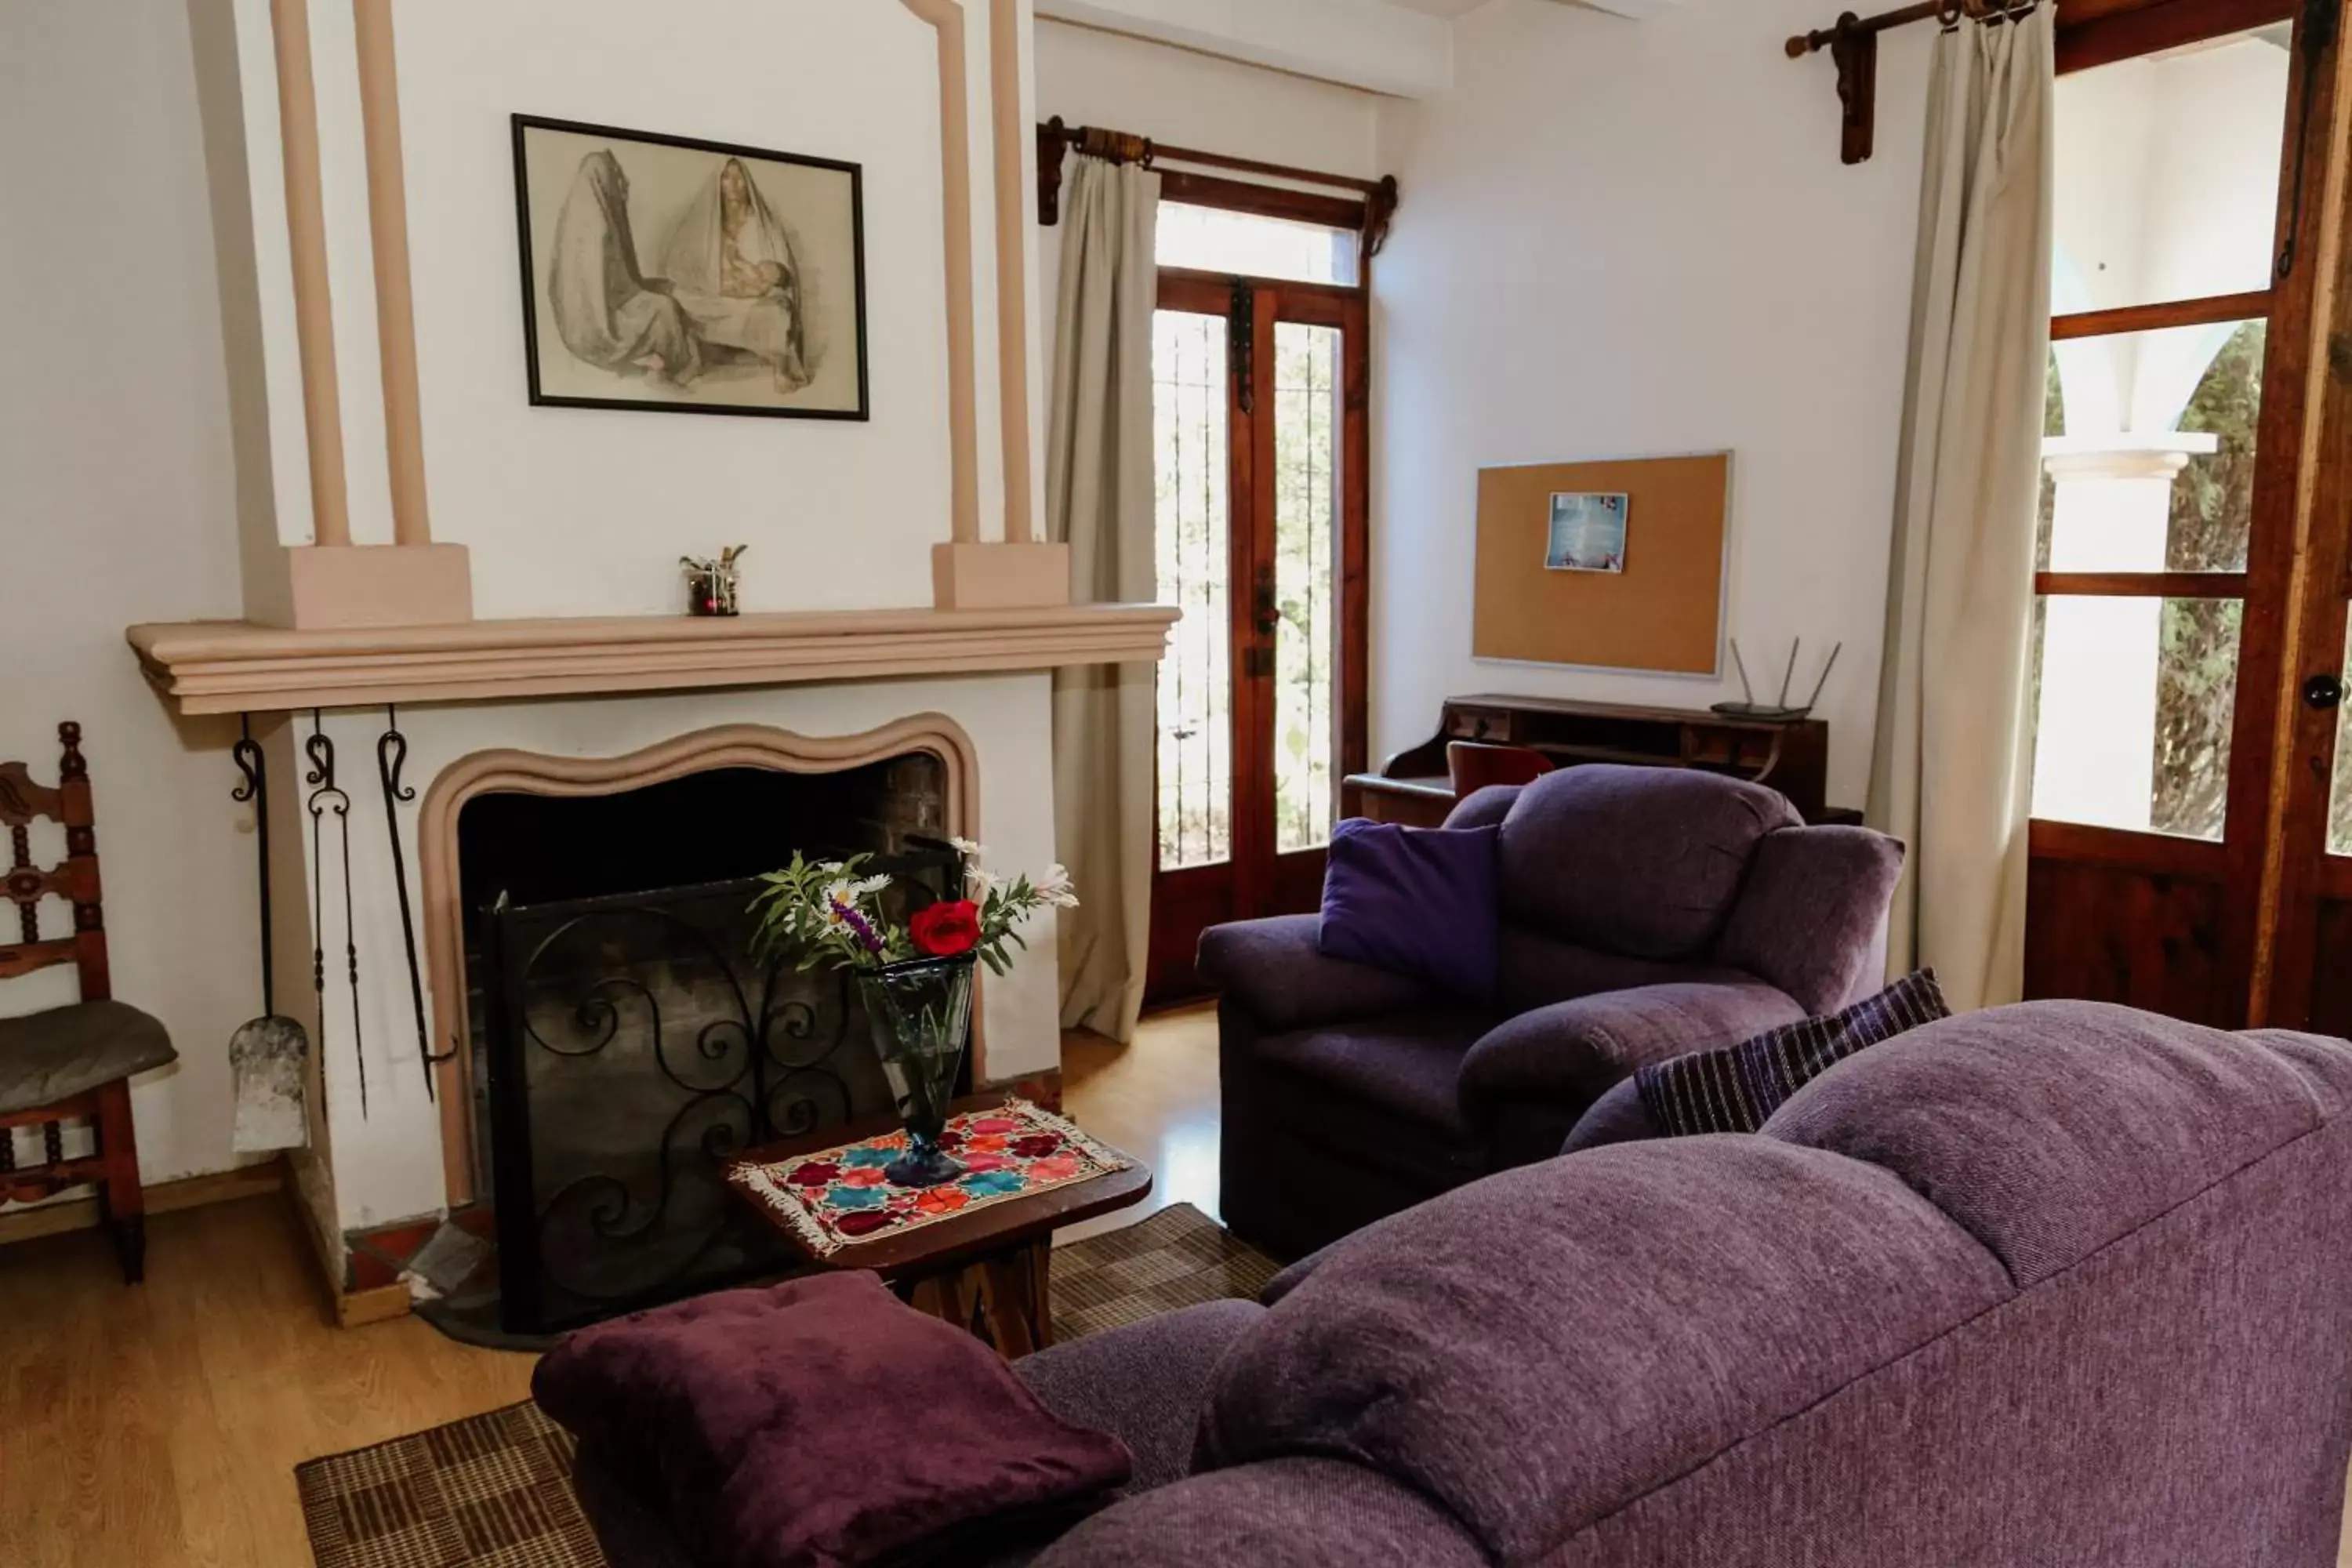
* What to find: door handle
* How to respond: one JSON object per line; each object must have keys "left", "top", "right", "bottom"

{"left": 2307, "top": 671, "right": 2346, "bottom": 711}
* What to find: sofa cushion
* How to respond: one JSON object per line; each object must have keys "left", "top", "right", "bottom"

{"left": 1197, "top": 1139, "right": 2010, "bottom": 1563}
{"left": 1494, "top": 765, "right": 1799, "bottom": 960}
{"left": 1317, "top": 818, "right": 1499, "bottom": 1002}
{"left": 1255, "top": 1011, "right": 1490, "bottom": 1141}
{"left": 532, "top": 1271, "right": 1131, "bottom": 1568}
{"left": 1635, "top": 970, "right": 1948, "bottom": 1137}
{"left": 1559, "top": 1077, "right": 1653, "bottom": 1155}
{"left": 1033, "top": 1458, "right": 1487, "bottom": 1568}
{"left": 0, "top": 1000, "right": 176, "bottom": 1115}
{"left": 1457, "top": 977, "right": 1806, "bottom": 1118}
{"left": 1493, "top": 924, "right": 1751, "bottom": 1014}
{"left": 1712, "top": 826, "right": 1906, "bottom": 1014}
{"left": 1761, "top": 1000, "right": 2349, "bottom": 1287}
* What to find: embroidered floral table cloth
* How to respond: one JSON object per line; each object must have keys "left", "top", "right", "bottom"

{"left": 728, "top": 1099, "right": 1132, "bottom": 1258}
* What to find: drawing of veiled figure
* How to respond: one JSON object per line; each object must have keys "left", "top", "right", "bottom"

{"left": 546, "top": 151, "right": 701, "bottom": 387}
{"left": 660, "top": 158, "right": 813, "bottom": 393}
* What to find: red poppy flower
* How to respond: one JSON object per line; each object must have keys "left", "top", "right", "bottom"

{"left": 786, "top": 1161, "right": 840, "bottom": 1188}
{"left": 1009, "top": 1134, "right": 1062, "bottom": 1160}
{"left": 909, "top": 899, "right": 982, "bottom": 958}
{"left": 836, "top": 1210, "right": 899, "bottom": 1237}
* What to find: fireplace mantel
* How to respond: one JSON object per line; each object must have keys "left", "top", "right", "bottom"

{"left": 125, "top": 603, "right": 1178, "bottom": 716}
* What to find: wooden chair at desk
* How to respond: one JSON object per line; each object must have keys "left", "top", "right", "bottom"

{"left": 1447, "top": 742, "right": 1553, "bottom": 797}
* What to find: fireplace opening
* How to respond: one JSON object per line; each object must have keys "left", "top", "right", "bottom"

{"left": 455, "top": 753, "right": 969, "bottom": 1335}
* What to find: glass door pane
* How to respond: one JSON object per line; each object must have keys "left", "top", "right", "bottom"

{"left": 1152, "top": 310, "right": 1232, "bottom": 871}
{"left": 2333, "top": 615, "right": 2352, "bottom": 857}
{"left": 1271, "top": 321, "right": 1341, "bottom": 855}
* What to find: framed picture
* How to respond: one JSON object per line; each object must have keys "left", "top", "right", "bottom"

{"left": 1545, "top": 492, "right": 1630, "bottom": 574}
{"left": 511, "top": 114, "right": 869, "bottom": 420}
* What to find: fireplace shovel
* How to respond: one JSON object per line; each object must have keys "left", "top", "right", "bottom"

{"left": 229, "top": 720, "right": 310, "bottom": 1153}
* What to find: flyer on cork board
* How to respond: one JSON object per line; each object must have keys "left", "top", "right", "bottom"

{"left": 1472, "top": 451, "right": 1731, "bottom": 676}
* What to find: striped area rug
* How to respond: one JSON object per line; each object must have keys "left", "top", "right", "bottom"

{"left": 296, "top": 1203, "right": 1273, "bottom": 1568}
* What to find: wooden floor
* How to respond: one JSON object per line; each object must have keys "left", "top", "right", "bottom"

{"left": 0, "top": 1005, "right": 1218, "bottom": 1567}
{"left": 1, "top": 1000, "right": 2345, "bottom": 1566}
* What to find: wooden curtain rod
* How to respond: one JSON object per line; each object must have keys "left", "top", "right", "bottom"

{"left": 1036, "top": 116, "right": 1402, "bottom": 257}
{"left": 1785, "top": 0, "right": 2044, "bottom": 164}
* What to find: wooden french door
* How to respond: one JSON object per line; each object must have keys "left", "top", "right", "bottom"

{"left": 1145, "top": 267, "right": 1369, "bottom": 1002}
{"left": 2023, "top": 0, "right": 2352, "bottom": 1029}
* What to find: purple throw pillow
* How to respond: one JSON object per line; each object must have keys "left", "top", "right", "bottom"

{"left": 1318, "top": 817, "right": 1500, "bottom": 1003}
{"left": 532, "top": 1271, "right": 1131, "bottom": 1568}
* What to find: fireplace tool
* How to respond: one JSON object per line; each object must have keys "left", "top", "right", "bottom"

{"left": 227, "top": 717, "right": 311, "bottom": 1153}
{"left": 306, "top": 713, "right": 368, "bottom": 1116}
{"left": 376, "top": 707, "right": 455, "bottom": 1100}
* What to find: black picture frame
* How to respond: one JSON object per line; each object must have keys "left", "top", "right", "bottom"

{"left": 511, "top": 114, "right": 871, "bottom": 422}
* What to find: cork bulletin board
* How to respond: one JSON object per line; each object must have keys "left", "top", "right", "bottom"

{"left": 1472, "top": 451, "right": 1731, "bottom": 675}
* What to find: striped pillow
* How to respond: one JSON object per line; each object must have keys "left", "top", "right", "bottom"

{"left": 1633, "top": 971, "right": 1949, "bottom": 1138}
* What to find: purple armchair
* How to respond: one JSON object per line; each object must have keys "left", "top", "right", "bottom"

{"left": 1200, "top": 764, "right": 1902, "bottom": 1259}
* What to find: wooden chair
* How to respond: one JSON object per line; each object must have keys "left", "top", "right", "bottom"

{"left": 1446, "top": 740, "right": 1555, "bottom": 798}
{"left": 0, "top": 724, "right": 174, "bottom": 1282}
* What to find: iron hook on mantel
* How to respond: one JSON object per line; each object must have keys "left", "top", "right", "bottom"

{"left": 377, "top": 705, "right": 456, "bottom": 1102}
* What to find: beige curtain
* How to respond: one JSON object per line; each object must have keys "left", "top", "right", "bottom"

{"left": 1867, "top": 5, "right": 2055, "bottom": 1012}
{"left": 1047, "top": 156, "right": 1161, "bottom": 1041}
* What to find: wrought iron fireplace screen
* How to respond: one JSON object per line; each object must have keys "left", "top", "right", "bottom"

{"left": 482, "top": 848, "right": 967, "bottom": 1334}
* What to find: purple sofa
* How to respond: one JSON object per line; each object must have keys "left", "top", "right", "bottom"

{"left": 574, "top": 1003, "right": 2352, "bottom": 1566}
{"left": 1201, "top": 764, "right": 1904, "bottom": 1259}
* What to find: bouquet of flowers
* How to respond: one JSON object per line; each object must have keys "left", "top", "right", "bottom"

{"left": 750, "top": 839, "right": 1076, "bottom": 1188}
{"left": 749, "top": 837, "right": 1076, "bottom": 976}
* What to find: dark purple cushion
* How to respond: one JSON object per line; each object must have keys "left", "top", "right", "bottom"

{"left": 532, "top": 1271, "right": 1131, "bottom": 1568}
{"left": 1318, "top": 818, "right": 1499, "bottom": 1003}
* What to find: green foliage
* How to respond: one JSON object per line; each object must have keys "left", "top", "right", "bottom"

{"left": 2150, "top": 323, "right": 2261, "bottom": 840}
{"left": 748, "top": 850, "right": 1073, "bottom": 978}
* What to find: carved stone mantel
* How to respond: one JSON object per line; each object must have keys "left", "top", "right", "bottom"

{"left": 126, "top": 603, "right": 1178, "bottom": 716}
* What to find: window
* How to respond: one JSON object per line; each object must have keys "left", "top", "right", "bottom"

{"left": 2027, "top": 24, "right": 2290, "bottom": 843}
{"left": 1156, "top": 202, "right": 1360, "bottom": 287}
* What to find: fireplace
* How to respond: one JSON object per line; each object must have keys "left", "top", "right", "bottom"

{"left": 457, "top": 750, "right": 970, "bottom": 1334}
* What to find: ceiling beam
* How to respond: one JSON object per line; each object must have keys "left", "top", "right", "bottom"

{"left": 1033, "top": 0, "right": 1454, "bottom": 98}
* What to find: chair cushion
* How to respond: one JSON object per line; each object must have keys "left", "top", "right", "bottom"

{"left": 1494, "top": 765, "right": 1798, "bottom": 960}
{"left": 1255, "top": 1011, "right": 1491, "bottom": 1141}
{"left": 1318, "top": 819, "right": 1500, "bottom": 1003}
{"left": 0, "top": 1000, "right": 176, "bottom": 1115}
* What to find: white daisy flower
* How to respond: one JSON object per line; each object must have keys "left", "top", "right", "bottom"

{"left": 1035, "top": 863, "right": 1080, "bottom": 909}
{"left": 948, "top": 837, "right": 986, "bottom": 858}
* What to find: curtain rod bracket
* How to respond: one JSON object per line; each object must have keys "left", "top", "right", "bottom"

{"left": 1785, "top": 0, "right": 2038, "bottom": 165}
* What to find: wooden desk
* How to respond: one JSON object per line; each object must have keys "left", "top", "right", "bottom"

{"left": 1345, "top": 693, "right": 1852, "bottom": 828}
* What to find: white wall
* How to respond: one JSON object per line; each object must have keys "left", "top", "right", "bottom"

{"left": 387, "top": 0, "right": 956, "bottom": 618}
{"left": 1032, "top": 19, "right": 1381, "bottom": 328}
{"left": 0, "top": 0, "right": 266, "bottom": 1192}
{"left": 1370, "top": 0, "right": 1934, "bottom": 808}
{"left": 1034, "top": 18, "right": 1383, "bottom": 177}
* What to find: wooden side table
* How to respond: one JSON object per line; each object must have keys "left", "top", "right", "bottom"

{"left": 725, "top": 1098, "right": 1153, "bottom": 1357}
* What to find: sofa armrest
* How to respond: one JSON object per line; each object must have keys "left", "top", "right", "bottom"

{"left": 1016, "top": 1299, "right": 1267, "bottom": 1498}
{"left": 1714, "top": 826, "right": 1904, "bottom": 1016}
{"left": 1457, "top": 978, "right": 1805, "bottom": 1114}
{"left": 1198, "top": 915, "right": 1443, "bottom": 1033}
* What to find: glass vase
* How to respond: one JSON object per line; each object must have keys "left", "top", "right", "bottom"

{"left": 854, "top": 953, "right": 976, "bottom": 1188}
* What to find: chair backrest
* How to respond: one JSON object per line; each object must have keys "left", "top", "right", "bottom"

{"left": 1446, "top": 741, "right": 1552, "bottom": 797}
{"left": 0, "top": 723, "right": 108, "bottom": 1002}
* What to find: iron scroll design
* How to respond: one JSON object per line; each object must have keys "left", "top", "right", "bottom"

{"left": 488, "top": 892, "right": 858, "bottom": 1326}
